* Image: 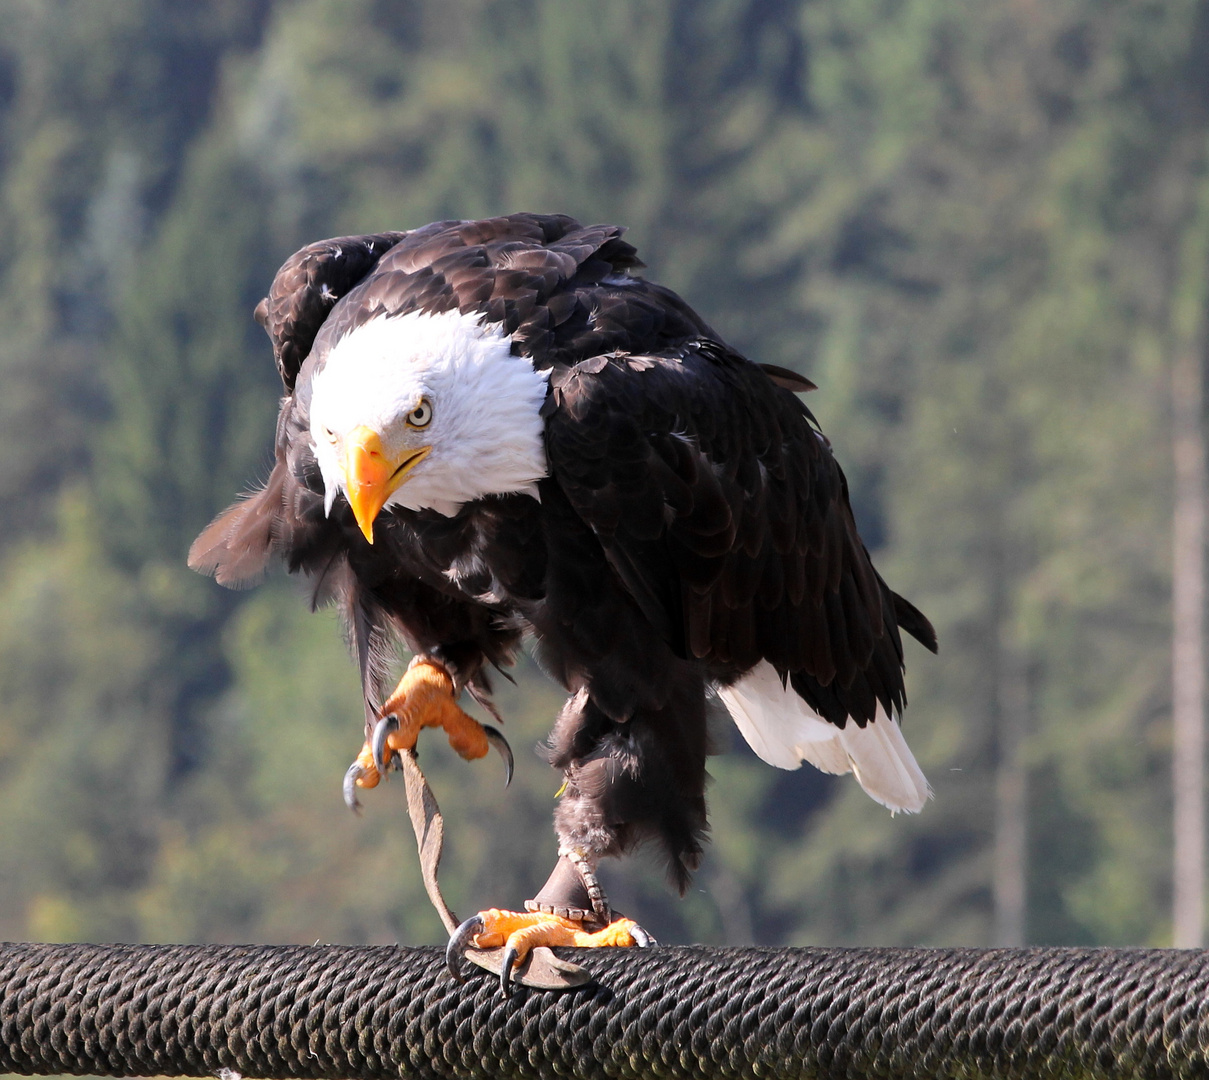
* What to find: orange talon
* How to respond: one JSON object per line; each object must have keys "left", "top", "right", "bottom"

{"left": 342, "top": 743, "right": 382, "bottom": 813}
{"left": 353, "top": 742, "right": 381, "bottom": 788}
{"left": 380, "top": 658, "right": 489, "bottom": 761}
{"left": 343, "top": 657, "right": 512, "bottom": 813}
{"left": 448, "top": 907, "right": 649, "bottom": 992}
{"left": 497, "top": 914, "right": 640, "bottom": 951}
{"left": 584, "top": 919, "right": 644, "bottom": 948}
{"left": 468, "top": 909, "right": 583, "bottom": 949}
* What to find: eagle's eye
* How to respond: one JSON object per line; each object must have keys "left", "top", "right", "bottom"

{"left": 323, "top": 426, "right": 338, "bottom": 444}
{"left": 407, "top": 399, "right": 433, "bottom": 428}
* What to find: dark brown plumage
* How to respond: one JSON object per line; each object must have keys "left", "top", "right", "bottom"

{"left": 190, "top": 212, "right": 936, "bottom": 915}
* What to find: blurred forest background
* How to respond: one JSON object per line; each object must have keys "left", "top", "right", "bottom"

{"left": 0, "top": 0, "right": 1206, "bottom": 951}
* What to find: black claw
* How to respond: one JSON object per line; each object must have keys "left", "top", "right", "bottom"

{"left": 500, "top": 945, "right": 519, "bottom": 995}
{"left": 343, "top": 763, "right": 365, "bottom": 815}
{"left": 446, "top": 914, "right": 484, "bottom": 983}
{"left": 483, "top": 725, "right": 513, "bottom": 786}
{"left": 631, "top": 923, "right": 656, "bottom": 948}
{"left": 371, "top": 714, "right": 399, "bottom": 774}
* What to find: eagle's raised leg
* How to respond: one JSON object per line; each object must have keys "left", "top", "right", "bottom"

{"left": 344, "top": 656, "right": 512, "bottom": 806}
{"left": 445, "top": 850, "right": 654, "bottom": 993}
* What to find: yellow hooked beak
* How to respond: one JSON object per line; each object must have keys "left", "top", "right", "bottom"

{"left": 343, "top": 425, "right": 431, "bottom": 543}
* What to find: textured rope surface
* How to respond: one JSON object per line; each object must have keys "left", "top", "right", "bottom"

{"left": 1, "top": 943, "right": 1207, "bottom": 1079}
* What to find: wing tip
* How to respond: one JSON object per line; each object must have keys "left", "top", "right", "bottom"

{"left": 894, "top": 592, "right": 939, "bottom": 654}
{"left": 841, "top": 711, "right": 931, "bottom": 813}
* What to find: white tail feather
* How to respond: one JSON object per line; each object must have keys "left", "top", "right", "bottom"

{"left": 717, "top": 661, "right": 930, "bottom": 813}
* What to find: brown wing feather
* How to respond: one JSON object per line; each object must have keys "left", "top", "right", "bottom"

{"left": 255, "top": 231, "right": 409, "bottom": 390}
{"left": 545, "top": 342, "right": 936, "bottom": 729}
{"left": 187, "top": 475, "right": 282, "bottom": 588}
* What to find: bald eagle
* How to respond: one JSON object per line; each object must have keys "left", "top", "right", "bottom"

{"left": 190, "top": 213, "right": 936, "bottom": 985}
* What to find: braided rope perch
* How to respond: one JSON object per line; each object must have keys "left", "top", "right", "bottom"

{"left": 1, "top": 942, "right": 1207, "bottom": 1079}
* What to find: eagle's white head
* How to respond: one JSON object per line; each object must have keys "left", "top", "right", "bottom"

{"left": 308, "top": 308, "right": 549, "bottom": 537}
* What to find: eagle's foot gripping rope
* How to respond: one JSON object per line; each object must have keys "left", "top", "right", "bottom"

{"left": 446, "top": 908, "right": 652, "bottom": 993}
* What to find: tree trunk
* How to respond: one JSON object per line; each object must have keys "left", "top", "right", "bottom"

{"left": 1172, "top": 335, "right": 1206, "bottom": 948}
{"left": 994, "top": 636, "right": 1029, "bottom": 946}
{"left": 1170, "top": 151, "right": 1209, "bottom": 949}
